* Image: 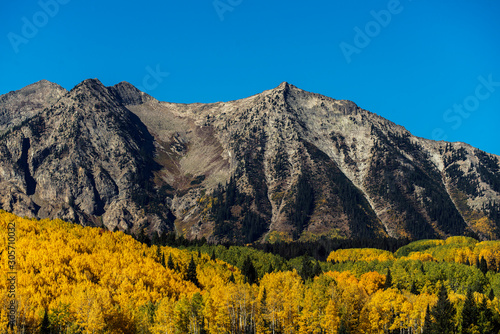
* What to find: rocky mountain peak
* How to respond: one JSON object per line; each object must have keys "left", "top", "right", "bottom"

{"left": 275, "top": 81, "right": 292, "bottom": 90}
{"left": 1, "top": 79, "right": 499, "bottom": 243}
{"left": 69, "top": 78, "right": 107, "bottom": 95}
{"left": 110, "top": 81, "right": 154, "bottom": 106}
{"left": 269, "top": 81, "right": 300, "bottom": 98}
{"left": 64, "top": 78, "right": 129, "bottom": 114}
{"left": 26, "top": 79, "right": 62, "bottom": 90}
{"left": 0, "top": 77, "right": 169, "bottom": 234}
{"left": 0, "top": 79, "right": 67, "bottom": 132}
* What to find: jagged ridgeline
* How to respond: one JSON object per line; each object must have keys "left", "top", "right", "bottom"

{"left": 0, "top": 79, "right": 500, "bottom": 241}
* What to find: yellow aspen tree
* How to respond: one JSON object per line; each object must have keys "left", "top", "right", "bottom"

{"left": 259, "top": 270, "right": 303, "bottom": 334}
{"left": 359, "top": 272, "right": 386, "bottom": 296}
{"left": 152, "top": 297, "right": 176, "bottom": 334}
{"left": 203, "top": 278, "right": 232, "bottom": 333}
{"left": 72, "top": 284, "right": 107, "bottom": 333}
{"left": 323, "top": 298, "right": 341, "bottom": 334}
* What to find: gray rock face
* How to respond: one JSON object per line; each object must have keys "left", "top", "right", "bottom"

{"left": 1, "top": 79, "right": 500, "bottom": 242}
{"left": 0, "top": 80, "right": 67, "bottom": 132}
{"left": 0, "top": 79, "right": 171, "bottom": 235}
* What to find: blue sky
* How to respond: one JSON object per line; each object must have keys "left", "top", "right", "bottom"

{"left": 1, "top": 0, "right": 499, "bottom": 155}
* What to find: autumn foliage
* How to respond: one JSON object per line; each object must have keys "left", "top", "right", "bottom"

{"left": 2, "top": 211, "right": 500, "bottom": 333}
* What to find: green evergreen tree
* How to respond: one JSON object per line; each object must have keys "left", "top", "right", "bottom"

{"left": 151, "top": 231, "right": 160, "bottom": 245}
{"left": 40, "top": 308, "right": 51, "bottom": 334}
{"left": 261, "top": 287, "right": 269, "bottom": 328}
{"left": 137, "top": 228, "right": 150, "bottom": 245}
{"left": 422, "top": 305, "right": 433, "bottom": 334}
{"left": 489, "top": 289, "right": 495, "bottom": 301}
{"left": 431, "top": 283, "right": 455, "bottom": 334}
{"left": 477, "top": 298, "right": 494, "bottom": 334}
{"left": 228, "top": 272, "right": 235, "bottom": 283}
{"left": 479, "top": 256, "right": 488, "bottom": 274}
{"left": 161, "top": 252, "right": 166, "bottom": 267}
{"left": 460, "top": 289, "right": 478, "bottom": 334}
{"left": 211, "top": 249, "right": 216, "bottom": 261}
{"left": 241, "top": 256, "right": 258, "bottom": 285}
{"left": 167, "top": 253, "right": 175, "bottom": 270}
{"left": 313, "top": 260, "right": 322, "bottom": 277}
{"left": 156, "top": 245, "right": 161, "bottom": 262}
{"left": 300, "top": 255, "right": 314, "bottom": 281}
{"left": 384, "top": 268, "right": 392, "bottom": 289}
{"left": 410, "top": 281, "right": 418, "bottom": 295}
{"left": 186, "top": 255, "right": 199, "bottom": 287}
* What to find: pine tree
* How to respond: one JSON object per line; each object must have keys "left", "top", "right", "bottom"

{"left": 422, "top": 305, "right": 432, "bottom": 334}
{"left": 261, "top": 287, "right": 269, "bottom": 328}
{"left": 461, "top": 289, "right": 478, "bottom": 334}
{"left": 384, "top": 268, "right": 392, "bottom": 289}
{"left": 186, "top": 255, "right": 199, "bottom": 287}
{"left": 156, "top": 245, "right": 161, "bottom": 262}
{"left": 489, "top": 289, "right": 495, "bottom": 301}
{"left": 211, "top": 249, "right": 216, "bottom": 261}
{"left": 431, "top": 283, "right": 455, "bottom": 334}
{"left": 167, "top": 253, "right": 175, "bottom": 270}
{"left": 479, "top": 257, "right": 488, "bottom": 274}
{"left": 137, "top": 228, "right": 150, "bottom": 245}
{"left": 313, "top": 260, "right": 322, "bottom": 277}
{"left": 228, "top": 273, "right": 235, "bottom": 283}
{"left": 300, "top": 256, "right": 314, "bottom": 281}
{"left": 161, "top": 252, "right": 166, "bottom": 267}
{"left": 477, "top": 297, "right": 495, "bottom": 334}
{"left": 151, "top": 231, "right": 160, "bottom": 245}
{"left": 241, "top": 256, "right": 258, "bottom": 285}
{"left": 410, "top": 281, "right": 418, "bottom": 295}
{"left": 40, "top": 308, "right": 51, "bottom": 334}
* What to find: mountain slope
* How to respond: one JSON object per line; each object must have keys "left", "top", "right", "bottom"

{"left": 0, "top": 79, "right": 173, "bottom": 234}
{"left": 0, "top": 80, "right": 499, "bottom": 241}
{"left": 0, "top": 79, "right": 67, "bottom": 131}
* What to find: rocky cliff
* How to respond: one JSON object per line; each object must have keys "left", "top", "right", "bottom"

{"left": 1, "top": 79, "right": 499, "bottom": 242}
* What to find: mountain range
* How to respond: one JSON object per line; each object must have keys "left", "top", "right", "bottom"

{"left": 1, "top": 79, "right": 499, "bottom": 243}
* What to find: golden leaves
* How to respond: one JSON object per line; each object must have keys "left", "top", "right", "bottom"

{"left": 327, "top": 248, "right": 395, "bottom": 263}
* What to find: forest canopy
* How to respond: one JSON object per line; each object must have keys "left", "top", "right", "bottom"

{"left": 2, "top": 211, "right": 500, "bottom": 333}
